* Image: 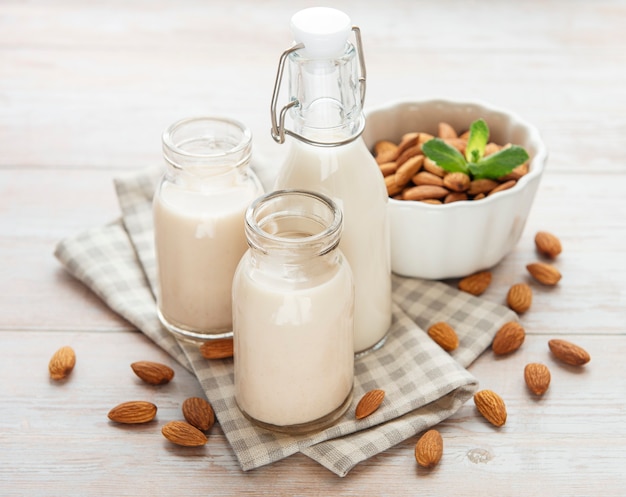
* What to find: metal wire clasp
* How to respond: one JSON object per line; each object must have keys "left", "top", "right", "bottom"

{"left": 270, "top": 26, "right": 367, "bottom": 146}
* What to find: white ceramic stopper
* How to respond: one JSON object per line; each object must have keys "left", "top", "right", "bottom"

{"left": 290, "top": 7, "right": 351, "bottom": 59}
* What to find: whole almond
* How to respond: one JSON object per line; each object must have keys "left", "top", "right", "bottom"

{"left": 200, "top": 338, "right": 234, "bottom": 359}
{"left": 506, "top": 283, "right": 533, "bottom": 313}
{"left": 131, "top": 361, "right": 174, "bottom": 385}
{"left": 402, "top": 185, "right": 449, "bottom": 201}
{"left": 527, "top": 262, "right": 561, "bottom": 285}
{"left": 355, "top": 389, "right": 385, "bottom": 420}
{"left": 483, "top": 142, "right": 502, "bottom": 156}
{"left": 535, "top": 231, "right": 562, "bottom": 259}
{"left": 396, "top": 132, "right": 420, "bottom": 157}
{"left": 396, "top": 145, "right": 422, "bottom": 168}
{"left": 443, "top": 172, "right": 470, "bottom": 192}
{"left": 548, "top": 339, "right": 590, "bottom": 366}
{"left": 467, "top": 178, "right": 499, "bottom": 196}
{"left": 473, "top": 390, "right": 507, "bottom": 427}
{"left": 374, "top": 138, "right": 399, "bottom": 164}
{"left": 108, "top": 401, "right": 157, "bottom": 424}
{"left": 385, "top": 174, "right": 404, "bottom": 197}
{"left": 415, "top": 429, "right": 443, "bottom": 468}
{"left": 379, "top": 161, "right": 398, "bottom": 177}
{"left": 395, "top": 154, "right": 424, "bottom": 185}
{"left": 411, "top": 171, "right": 444, "bottom": 187}
{"left": 427, "top": 322, "right": 459, "bottom": 352}
{"left": 524, "top": 363, "right": 551, "bottom": 395}
{"left": 444, "top": 192, "right": 468, "bottom": 203}
{"left": 161, "top": 420, "right": 208, "bottom": 447}
{"left": 438, "top": 122, "right": 457, "bottom": 139}
{"left": 488, "top": 179, "right": 517, "bottom": 196}
{"left": 492, "top": 321, "right": 525, "bottom": 355}
{"left": 48, "top": 345, "right": 76, "bottom": 380}
{"left": 374, "top": 140, "right": 398, "bottom": 158}
{"left": 458, "top": 271, "right": 492, "bottom": 296}
{"left": 182, "top": 397, "right": 215, "bottom": 432}
{"left": 423, "top": 157, "right": 446, "bottom": 177}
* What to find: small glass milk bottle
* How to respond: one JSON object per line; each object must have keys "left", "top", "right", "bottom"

{"left": 154, "top": 116, "right": 263, "bottom": 343}
{"left": 233, "top": 190, "right": 354, "bottom": 434}
{"left": 271, "top": 7, "right": 392, "bottom": 355}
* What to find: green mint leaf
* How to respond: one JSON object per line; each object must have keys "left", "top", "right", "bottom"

{"left": 469, "top": 146, "right": 530, "bottom": 180}
{"left": 422, "top": 138, "right": 469, "bottom": 174}
{"left": 465, "top": 118, "right": 489, "bottom": 163}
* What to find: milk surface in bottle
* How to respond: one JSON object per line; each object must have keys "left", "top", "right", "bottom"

{"left": 271, "top": 7, "right": 392, "bottom": 354}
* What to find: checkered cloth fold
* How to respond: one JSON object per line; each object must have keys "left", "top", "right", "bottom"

{"left": 54, "top": 166, "right": 516, "bottom": 477}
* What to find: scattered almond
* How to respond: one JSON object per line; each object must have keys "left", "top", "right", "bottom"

{"left": 535, "top": 231, "right": 562, "bottom": 259}
{"left": 200, "top": 338, "right": 234, "bottom": 359}
{"left": 161, "top": 420, "right": 208, "bottom": 447}
{"left": 182, "top": 397, "right": 215, "bottom": 432}
{"left": 131, "top": 361, "right": 174, "bottom": 385}
{"left": 492, "top": 321, "right": 525, "bottom": 355}
{"left": 524, "top": 363, "right": 551, "bottom": 396}
{"left": 48, "top": 345, "right": 76, "bottom": 381}
{"left": 458, "top": 271, "right": 492, "bottom": 296}
{"left": 108, "top": 401, "right": 157, "bottom": 424}
{"left": 527, "top": 262, "right": 562, "bottom": 285}
{"left": 473, "top": 389, "right": 507, "bottom": 427}
{"left": 506, "top": 283, "right": 533, "bottom": 313}
{"left": 548, "top": 339, "right": 590, "bottom": 366}
{"left": 427, "top": 322, "right": 459, "bottom": 352}
{"left": 355, "top": 389, "right": 385, "bottom": 420}
{"left": 415, "top": 429, "right": 443, "bottom": 468}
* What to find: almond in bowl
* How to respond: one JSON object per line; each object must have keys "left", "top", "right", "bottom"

{"left": 362, "top": 99, "right": 548, "bottom": 279}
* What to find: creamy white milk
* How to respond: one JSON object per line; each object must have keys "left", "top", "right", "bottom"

{"left": 154, "top": 178, "right": 259, "bottom": 336}
{"left": 274, "top": 138, "right": 392, "bottom": 353}
{"left": 233, "top": 254, "right": 354, "bottom": 428}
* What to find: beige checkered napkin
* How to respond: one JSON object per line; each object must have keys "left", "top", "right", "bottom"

{"left": 55, "top": 167, "right": 516, "bottom": 477}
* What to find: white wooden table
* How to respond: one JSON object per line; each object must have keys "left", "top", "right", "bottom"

{"left": 1, "top": 1, "right": 625, "bottom": 495}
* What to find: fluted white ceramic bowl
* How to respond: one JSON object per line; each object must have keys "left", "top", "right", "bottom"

{"left": 362, "top": 99, "right": 548, "bottom": 279}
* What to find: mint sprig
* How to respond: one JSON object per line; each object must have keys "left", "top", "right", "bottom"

{"left": 421, "top": 119, "right": 529, "bottom": 180}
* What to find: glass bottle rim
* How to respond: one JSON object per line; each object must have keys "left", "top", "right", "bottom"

{"left": 245, "top": 189, "right": 343, "bottom": 255}
{"left": 162, "top": 116, "right": 252, "bottom": 168}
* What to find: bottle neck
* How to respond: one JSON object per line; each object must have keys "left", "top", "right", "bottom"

{"left": 245, "top": 190, "right": 343, "bottom": 264}
{"left": 287, "top": 43, "right": 365, "bottom": 146}
{"left": 162, "top": 116, "right": 252, "bottom": 185}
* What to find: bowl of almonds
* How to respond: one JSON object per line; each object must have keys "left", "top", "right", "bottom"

{"left": 362, "top": 98, "right": 547, "bottom": 279}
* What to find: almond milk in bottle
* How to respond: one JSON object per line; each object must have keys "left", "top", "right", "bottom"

{"left": 271, "top": 7, "right": 392, "bottom": 354}
{"left": 154, "top": 116, "right": 263, "bottom": 343}
{"left": 233, "top": 190, "right": 354, "bottom": 433}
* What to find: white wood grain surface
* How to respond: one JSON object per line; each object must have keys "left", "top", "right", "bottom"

{"left": 1, "top": 1, "right": 625, "bottom": 496}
